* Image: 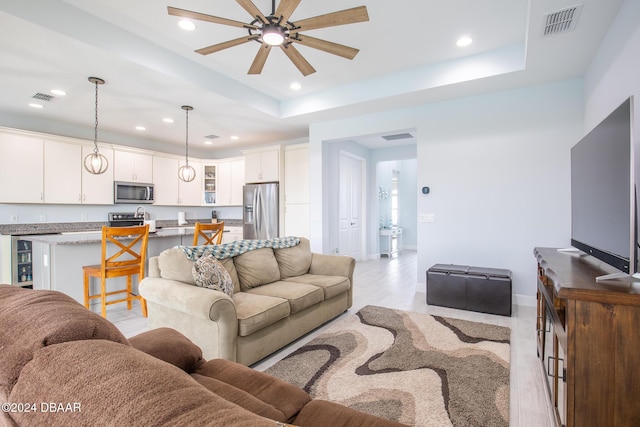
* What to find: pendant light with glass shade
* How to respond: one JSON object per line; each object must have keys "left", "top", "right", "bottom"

{"left": 83, "top": 77, "right": 109, "bottom": 175}
{"left": 178, "top": 105, "right": 196, "bottom": 182}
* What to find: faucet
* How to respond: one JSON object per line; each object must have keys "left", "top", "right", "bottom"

{"left": 135, "top": 206, "right": 146, "bottom": 220}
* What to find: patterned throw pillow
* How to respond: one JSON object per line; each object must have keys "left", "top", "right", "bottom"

{"left": 192, "top": 255, "right": 234, "bottom": 296}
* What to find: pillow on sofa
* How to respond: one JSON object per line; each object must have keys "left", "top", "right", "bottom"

{"left": 274, "top": 237, "right": 312, "bottom": 279}
{"left": 234, "top": 248, "right": 281, "bottom": 290}
{"left": 192, "top": 255, "right": 234, "bottom": 296}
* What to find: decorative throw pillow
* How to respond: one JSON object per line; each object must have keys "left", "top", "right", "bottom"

{"left": 192, "top": 255, "right": 234, "bottom": 296}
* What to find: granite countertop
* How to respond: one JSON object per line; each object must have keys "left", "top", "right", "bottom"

{"left": 22, "top": 227, "right": 192, "bottom": 245}
{"left": 1, "top": 218, "right": 242, "bottom": 244}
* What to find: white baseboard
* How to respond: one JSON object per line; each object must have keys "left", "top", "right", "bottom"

{"left": 513, "top": 293, "right": 536, "bottom": 307}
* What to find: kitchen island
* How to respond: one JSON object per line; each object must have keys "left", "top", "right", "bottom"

{"left": 21, "top": 221, "right": 242, "bottom": 309}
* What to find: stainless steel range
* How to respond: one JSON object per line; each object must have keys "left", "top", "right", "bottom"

{"left": 108, "top": 212, "right": 145, "bottom": 227}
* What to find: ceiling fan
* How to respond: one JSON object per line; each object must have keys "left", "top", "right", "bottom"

{"left": 168, "top": 0, "right": 369, "bottom": 76}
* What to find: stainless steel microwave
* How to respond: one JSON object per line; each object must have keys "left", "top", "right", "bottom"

{"left": 114, "top": 181, "right": 154, "bottom": 204}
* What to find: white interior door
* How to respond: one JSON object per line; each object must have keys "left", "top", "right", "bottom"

{"left": 339, "top": 153, "right": 363, "bottom": 259}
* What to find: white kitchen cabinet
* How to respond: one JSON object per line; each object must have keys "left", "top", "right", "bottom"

{"left": 223, "top": 226, "right": 243, "bottom": 243}
{"left": 153, "top": 156, "right": 202, "bottom": 206}
{"left": 0, "top": 132, "right": 44, "bottom": 203}
{"left": 114, "top": 150, "right": 153, "bottom": 183}
{"left": 284, "top": 144, "right": 309, "bottom": 204}
{"left": 284, "top": 144, "right": 310, "bottom": 238}
{"left": 243, "top": 146, "right": 280, "bottom": 183}
{"left": 203, "top": 164, "right": 217, "bottom": 205}
{"left": 81, "top": 145, "right": 114, "bottom": 204}
{"left": 43, "top": 140, "right": 81, "bottom": 204}
{"left": 152, "top": 156, "right": 179, "bottom": 205}
{"left": 44, "top": 141, "right": 113, "bottom": 205}
{"left": 216, "top": 158, "right": 244, "bottom": 206}
{"left": 177, "top": 159, "right": 203, "bottom": 206}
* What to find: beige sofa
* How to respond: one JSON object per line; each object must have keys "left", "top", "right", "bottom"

{"left": 139, "top": 238, "right": 355, "bottom": 366}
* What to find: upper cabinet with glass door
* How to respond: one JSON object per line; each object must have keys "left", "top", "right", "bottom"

{"left": 203, "top": 164, "right": 217, "bottom": 205}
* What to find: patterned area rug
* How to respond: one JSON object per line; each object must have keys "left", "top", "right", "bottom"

{"left": 265, "top": 305, "right": 511, "bottom": 427}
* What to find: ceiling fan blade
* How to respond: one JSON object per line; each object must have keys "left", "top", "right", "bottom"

{"left": 280, "top": 44, "right": 316, "bottom": 76}
{"left": 291, "top": 6, "right": 369, "bottom": 33}
{"left": 248, "top": 45, "right": 272, "bottom": 74}
{"left": 168, "top": 6, "right": 258, "bottom": 29}
{"left": 291, "top": 34, "right": 359, "bottom": 60}
{"left": 235, "top": 0, "right": 267, "bottom": 23}
{"left": 275, "top": 0, "right": 302, "bottom": 23}
{"left": 195, "top": 36, "right": 255, "bottom": 55}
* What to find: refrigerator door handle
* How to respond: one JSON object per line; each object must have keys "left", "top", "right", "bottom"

{"left": 255, "top": 187, "right": 264, "bottom": 238}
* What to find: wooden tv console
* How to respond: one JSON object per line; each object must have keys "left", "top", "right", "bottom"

{"left": 534, "top": 248, "right": 640, "bottom": 427}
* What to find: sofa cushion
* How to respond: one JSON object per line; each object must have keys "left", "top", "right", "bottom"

{"left": 192, "top": 254, "right": 234, "bottom": 296}
{"left": 274, "top": 237, "right": 312, "bottom": 279}
{"left": 293, "top": 399, "right": 407, "bottom": 427}
{"left": 246, "top": 281, "right": 324, "bottom": 314}
{"left": 8, "top": 340, "right": 277, "bottom": 427}
{"left": 234, "top": 248, "right": 281, "bottom": 290}
{"left": 283, "top": 274, "right": 351, "bottom": 300}
{"left": 191, "top": 373, "right": 289, "bottom": 422}
{"left": 158, "top": 247, "right": 196, "bottom": 284}
{"left": 195, "top": 358, "right": 311, "bottom": 422}
{"left": 159, "top": 247, "right": 240, "bottom": 292}
{"left": 128, "top": 327, "right": 204, "bottom": 373}
{"left": 232, "top": 292, "right": 290, "bottom": 336}
{"left": 0, "top": 285, "right": 128, "bottom": 402}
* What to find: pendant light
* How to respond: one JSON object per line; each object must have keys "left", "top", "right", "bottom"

{"left": 178, "top": 105, "right": 196, "bottom": 182}
{"left": 83, "top": 77, "right": 109, "bottom": 175}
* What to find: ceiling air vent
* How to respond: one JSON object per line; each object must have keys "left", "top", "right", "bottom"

{"left": 382, "top": 132, "right": 414, "bottom": 141}
{"left": 32, "top": 92, "right": 56, "bottom": 102}
{"left": 205, "top": 134, "right": 219, "bottom": 140}
{"left": 543, "top": 4, "right": 583, "bottom": 37}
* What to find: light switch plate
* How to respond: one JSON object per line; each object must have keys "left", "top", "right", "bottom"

{"left": 419, "top": 214, "right": 436, "bottom": 223}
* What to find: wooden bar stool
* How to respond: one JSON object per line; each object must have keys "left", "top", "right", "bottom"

{"left": 193, "top": 221, "right": 225, "bottom": 245}
{"left": 83, "top": 224, "right": 149, "bottom": 318}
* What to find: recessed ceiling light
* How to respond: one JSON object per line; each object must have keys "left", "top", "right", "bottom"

{"left": 204, "top": 140, "right": 213, "bottom": 145}
{"left": 456, "top": 36, "right": 473, "bottom": 47}
{"left": 135, "top": 126, "right": 146, "bottom": 131}
{"left": 230, "top": 135, "right": 239, "bottom": 140}
{"left": 290, "top": 82, "right": 302, "bottom": 90}
{"left": 179, "top": 20, "right": 196, "bottom": 31}
{"left": 51, "top": 89, "right": 66, "bottom": 96}
{"left": 163, "top": 118, "right": 174, "bottom": 123}
{"left": 29, "top": 103, "right": 43, "bottom": 109}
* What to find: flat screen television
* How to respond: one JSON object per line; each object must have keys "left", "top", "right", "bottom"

{"left": 570, "top": 96, "right": 635, "bottom": 279}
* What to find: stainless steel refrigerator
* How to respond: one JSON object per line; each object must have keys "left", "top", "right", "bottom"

{"left": 243, "top": 182, "right": 279, "bottom": 240}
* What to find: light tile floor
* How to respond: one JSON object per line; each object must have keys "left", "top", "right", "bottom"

{"left": 107, "top": 250, "right": 555, "bottom": 426}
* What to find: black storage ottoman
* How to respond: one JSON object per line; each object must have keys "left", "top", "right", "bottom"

{"left": 426, "top": 264, "right": 512, "bottom": 316}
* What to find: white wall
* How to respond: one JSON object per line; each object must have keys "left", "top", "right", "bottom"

{"left": 584, "top": 0, "right": 640, "bottom": 271}
{"left": 310, "top": 80, "right": 584, "bottom": 301}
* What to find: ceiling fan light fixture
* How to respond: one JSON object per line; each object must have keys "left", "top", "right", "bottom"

{"left": 179, "top": 19, "right": 196, "bottom": 31}
{"left": 262, "top": 24, "right": 285, "bottom": 46}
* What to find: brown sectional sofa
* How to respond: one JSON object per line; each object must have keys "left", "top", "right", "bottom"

{"left": 0, "top": 285, "right": 405, "bottom": 427}
{"left": 139, "top": 237, "right": 355, "bottom": 365}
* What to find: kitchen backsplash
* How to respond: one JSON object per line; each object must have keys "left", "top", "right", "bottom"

{"left": 0, "top": 204, "right": 242, "bottom": 228}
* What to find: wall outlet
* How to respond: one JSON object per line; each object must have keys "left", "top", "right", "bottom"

{"left": 40, "top": 214, "right": 47, "bottom": 222}
{"left": 10, "top": 214, "right": 18, "bottom": 223}
{"left": 80, "top": 213, "right": 88, "bottom": 221}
